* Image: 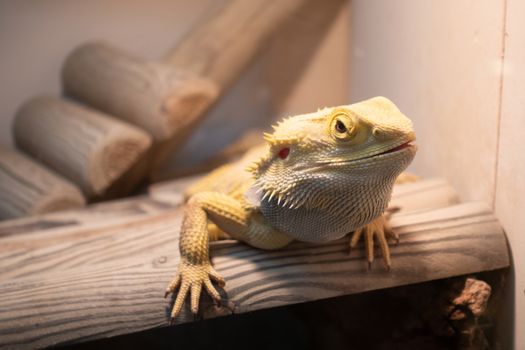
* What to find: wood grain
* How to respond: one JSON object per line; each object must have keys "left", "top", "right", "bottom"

{"left": 13, "top": 96, "right": 152, "bottom": 197}
{"left": 0, "top": 146, "right": 85, "bottom": 220}
{"left": 0, "top": 179, "right": 509, "bottom": 349}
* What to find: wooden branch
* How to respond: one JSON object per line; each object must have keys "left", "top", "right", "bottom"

{"left": 62, "top": 42, "right": 219, "bottom": 142}
{"left": 13, "top": 96, "right": 152, "bottom": 198}
{"left": 163, "top": 0, "right": 312, "bottom": 89}
{"left": 153, "top": 0, "right": 339, "bottom": 180}
{"left": 0, "top": 178, "right": 509, "bottom": 349}
{"left": 0, "top": 146, "right": 85, "bottom": 220}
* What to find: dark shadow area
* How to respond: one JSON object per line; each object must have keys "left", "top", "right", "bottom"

{"left": 61, "top": 270, "right": 507, "bottom": 350}
{"left": 494, "top": 237, "right": 515, "bottom": 350}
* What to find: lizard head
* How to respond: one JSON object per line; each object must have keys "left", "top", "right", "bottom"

{"left": 247, "top": 97, "right": 417, "bottom": 241}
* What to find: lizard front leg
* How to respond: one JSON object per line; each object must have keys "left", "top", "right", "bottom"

{"left": 165, "top": 191, "right": 293, "bottom": 322}
{"left": 350, "top": 172, "right": 416, "bottom": 268}
{"left": 349, "top": 212, "right": 398, "bottom": 270}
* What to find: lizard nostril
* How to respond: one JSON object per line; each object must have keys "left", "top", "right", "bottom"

{"left": 372, "top": 128, "right": 385, "bottom": 140}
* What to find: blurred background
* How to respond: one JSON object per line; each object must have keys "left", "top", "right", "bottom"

{"left": 0, "top": 0, "right": 523, "bottom": 348}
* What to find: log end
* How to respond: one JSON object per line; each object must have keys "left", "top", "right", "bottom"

{"left": 158, "top": 73, "right": 220, "bottom": 140}
{"left": 0, "top": 146, "right": 86, "bottom": 220}
{"left": 90, "top": 135, "right": 152, "bottom": 196}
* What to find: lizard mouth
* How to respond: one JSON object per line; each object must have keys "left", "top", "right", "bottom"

{"left": 309, "top": 138, "right": 417, "bottom": 167}
{"left": 354, "top": 140, "right": 416, "bottom": 162}
{"left": 377, "top": 141, "right": 415, "bottom": 156}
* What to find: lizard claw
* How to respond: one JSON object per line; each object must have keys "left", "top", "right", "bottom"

{"left": 350, "top": 214, "right": 397, "bottom": 270}
{"left": 166, "top": 261, "right": 225, "bottom": 323}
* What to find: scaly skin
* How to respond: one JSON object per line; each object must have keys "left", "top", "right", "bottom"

{"left": 165, "top": 96, "right": 417, "bottom": 322}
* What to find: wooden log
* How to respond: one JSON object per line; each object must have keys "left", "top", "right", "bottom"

{"left": 62, "top": 42, "right": 219, "bottom": 142}
{"left": 62, "top": 42, "right": 219, "bottom": 184}
{"left": 0, "top": 146, "right": 85, "bottom": 220}
{"left": 153, "top": 0, "right": 337, "bottom": 180}
{"left": 63, "top": 0, "right": 321, "bottom": 179}
{"left": 13, "top": 96, "right": 152, "bottom": 198}
{"left": 163, "top": 0, "right": 313, "bottom": 89}
{"left": 0, "top": 179, "right": 509, "bottom": 348}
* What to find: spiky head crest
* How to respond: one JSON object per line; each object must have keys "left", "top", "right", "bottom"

{"left": 247, "top": 97, "right": 416, "bottom": 209}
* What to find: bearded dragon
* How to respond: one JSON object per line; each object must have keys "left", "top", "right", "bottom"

{"left": 165, "top": 96, "right": 417, "bottom": 322}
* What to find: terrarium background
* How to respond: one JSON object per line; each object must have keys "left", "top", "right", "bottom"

{"left": 0, "top": 0, "right": 523, "bottom": 348}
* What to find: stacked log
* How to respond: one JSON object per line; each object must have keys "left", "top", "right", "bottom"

{"left": 63, "top": 43, "right": 218, "bottom": 143}
{"left": 0, "top": 146, "right": 85, "bottom": 219}
{"left": 13, "top": 96, "right": 152, "bottom": 198}
{"left": 1, "top": 0, "right": 334, "bottom": 219}
{"left": 63, "top": 0, "right": 314, "bottom": 180}
{"left": 61, "top": 42, "right": 219, "bottom": 180}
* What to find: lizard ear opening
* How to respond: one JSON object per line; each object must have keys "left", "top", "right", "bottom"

{"left": 278, "top": 147, "right": 290, "bottom": 159}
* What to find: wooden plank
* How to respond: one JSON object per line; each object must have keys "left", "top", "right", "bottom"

{"left": 0, "top": 183, "right": 509, "bottom": 349}
{"left": 0, "top": 203, "right": 508, "bottom": 348}
{"left": 0, "top": 195, "right": 174, "bottom": 239}
{"left": 0, "top": 178, "right": 461, "bottom": 283}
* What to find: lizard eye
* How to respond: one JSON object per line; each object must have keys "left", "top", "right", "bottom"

{"left": 335, "top": 120, "right": 347, "bottom": 133}
{"left": 330, "top": 111, "right": 356, "bottom": 142}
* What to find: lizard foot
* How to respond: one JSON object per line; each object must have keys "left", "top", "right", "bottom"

{"left": 349, "top": 215, "right": 398, "bottom": 270}
{"left": 165, "top": 261, "right": 225, "bottom": 323}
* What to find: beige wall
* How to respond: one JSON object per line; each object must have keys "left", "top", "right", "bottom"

{"left": 496, "top": 0, "right": 525, "bottom": 347}
{"left": 349, "top": 0, "right": 504, "bottom": 203}
{"left": 350, "top": 0, "right": 522, "bottom": 348}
